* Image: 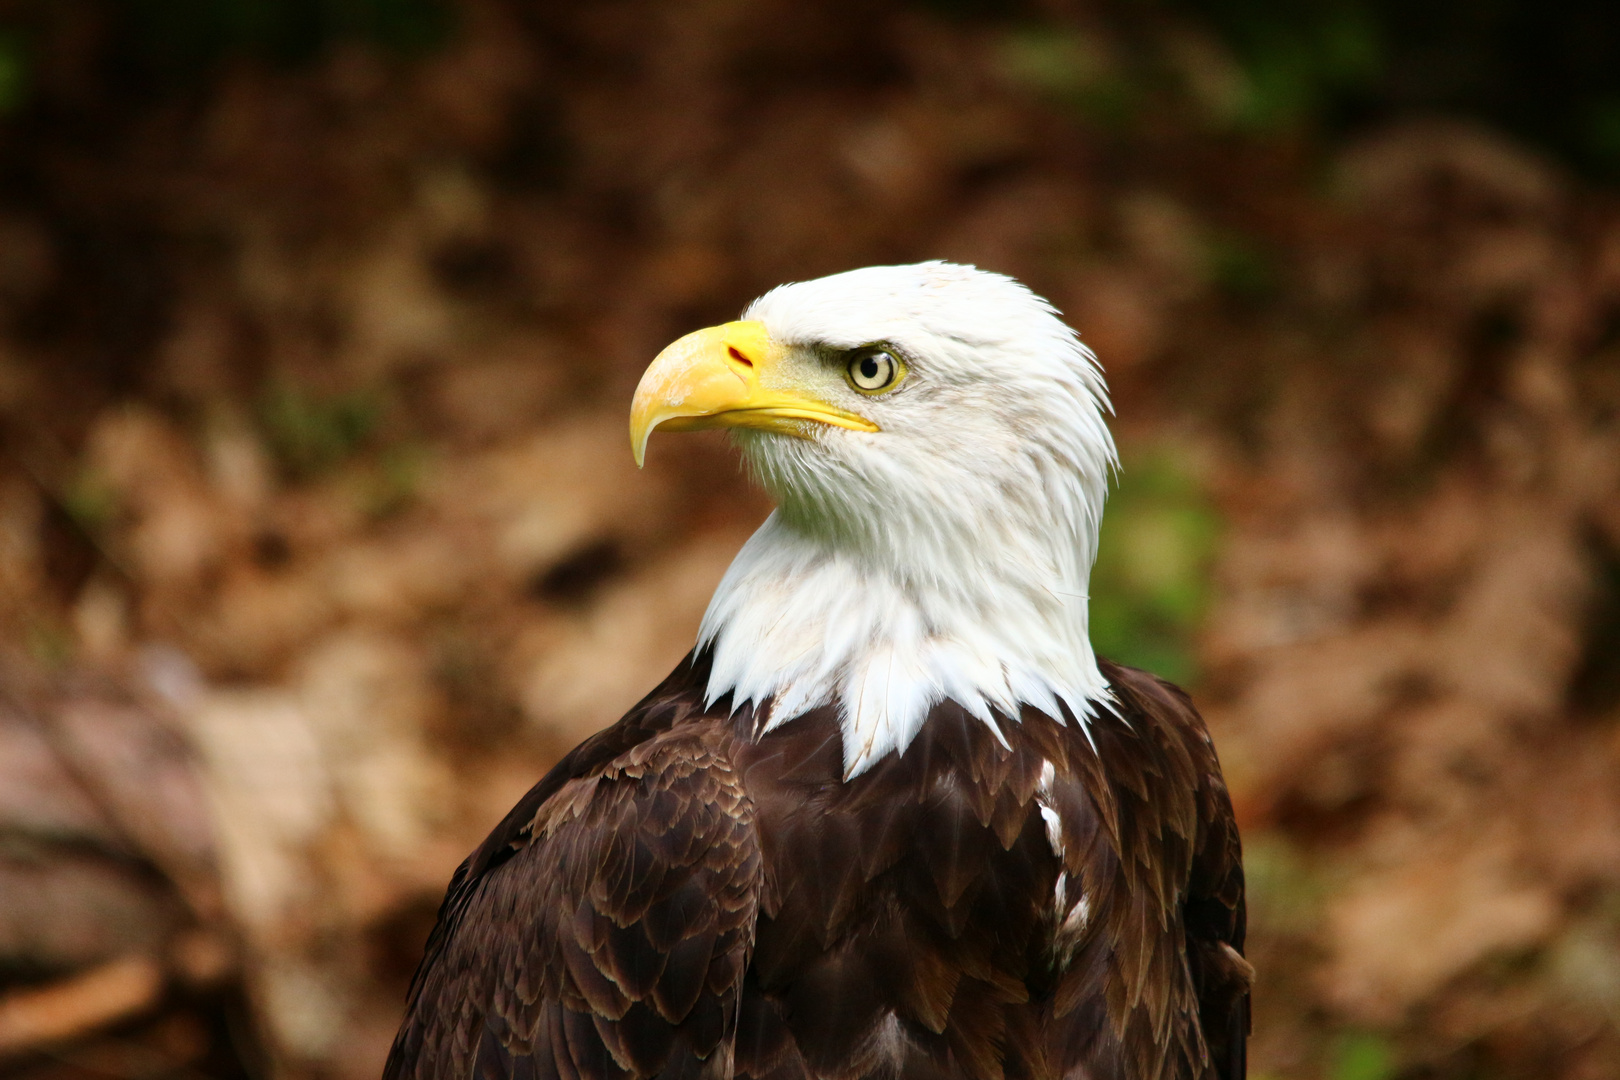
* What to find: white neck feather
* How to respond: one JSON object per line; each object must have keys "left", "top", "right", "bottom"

{"left": 698, "top": 508, "right": 1108, "bottom": 778}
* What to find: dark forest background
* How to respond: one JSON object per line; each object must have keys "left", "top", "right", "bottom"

{"left": 0, "top": 2, "right": 1618, "bottom": 1079}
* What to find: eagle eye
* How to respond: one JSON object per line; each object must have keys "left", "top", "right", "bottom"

{"left": 846, "top": 349, "right": 903, "bottom": 394}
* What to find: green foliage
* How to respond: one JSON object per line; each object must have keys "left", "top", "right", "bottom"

{"left": 1202, "top": 228, "right": 1278, "bottom": 301}
{"left": 0, "top": 31, "right": 26, "bottom": 113}
{"left": 359, "top": 442, "right": 424, "bottom": 519}
{"left": 1175, "top": 0, "right": 1383, "bottom": 131}
{"left": 1587, "top": 98, "right": 1620, "bottom": 175}
{"left": 1329, "top": 1031, "right": 1397, "bottom": 1080}
{"left": 118, "top": 0, "right": 454, "bottom": 78}
{"left": 1167, "top": 0, "right": 1620, "bottom": 180}
{"left": 1089, "top": 448, "right": 1220, "bottom": 686}
{"left": 257, "top": 380, "right": 380, "bottom": 480}
{"left": 994, "top": 3, "right": 1386, "bottom": 135}
{"left": 1241, "top": 830, "right": 1326, "bottom": 936}
{"left": 986, "top": 1, "right": 1620, "bottom": 181}
{"left": 24, "top": 618, "right": 73, "bottom": 668}
{"left": 996, "top": 26, "right": 1140, "bottom": 128}
{"left": 1549, "top": 892, "right": 1620, "bottom": 1021}
{"left": 61, "top": 467, "right": 119, "bottom": 535}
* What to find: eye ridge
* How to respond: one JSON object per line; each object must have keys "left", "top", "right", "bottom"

{"left": 845, "top": 347, "right": 904, "bottom": 394}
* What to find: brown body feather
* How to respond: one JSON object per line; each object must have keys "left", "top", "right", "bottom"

{"left": 385, "top": 653, "right": 1248, "bottom": 1080}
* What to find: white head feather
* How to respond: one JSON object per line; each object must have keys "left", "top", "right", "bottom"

{"left": 695, "top": 261, "right": 1117, "bottom": 777}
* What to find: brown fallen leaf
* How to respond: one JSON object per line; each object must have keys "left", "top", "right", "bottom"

{"left": 0, "top": 954, "right": 165, "bottom": 1057}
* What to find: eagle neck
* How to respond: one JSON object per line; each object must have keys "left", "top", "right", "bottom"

{"left": 696, "top": 510, "right": 1107, "bottom": 778}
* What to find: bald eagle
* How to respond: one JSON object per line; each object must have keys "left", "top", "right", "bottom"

{"left": 385, "top": 263, "right": 1249, "bottom": 1080}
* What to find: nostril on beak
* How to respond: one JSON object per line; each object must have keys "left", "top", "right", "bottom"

{"left": 728, "top": 346, "right": 752, "bottom": 367}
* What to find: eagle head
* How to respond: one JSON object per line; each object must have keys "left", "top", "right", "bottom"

{"left": 630, "top": 262, "right": 1117, "bottom": 776}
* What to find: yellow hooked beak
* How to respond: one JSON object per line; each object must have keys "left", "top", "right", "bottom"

{"left": 629, "top": 320, "right": 879, "bottom": 466}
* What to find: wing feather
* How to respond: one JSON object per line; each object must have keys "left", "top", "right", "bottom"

{"left": 1044, "top": 661, "right": 1249, "bottom": 1080}
{"left": 385, "top": 663, "right": 762, "bottom": 1080}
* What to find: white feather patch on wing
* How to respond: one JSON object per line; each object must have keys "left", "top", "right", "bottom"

{"left": 1035, "top": 758, "right": 1090, "bottom": 959}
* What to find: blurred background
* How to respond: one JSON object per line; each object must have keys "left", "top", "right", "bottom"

{"left": 0, "top": 1, "right": 1618, "bottom": 1078}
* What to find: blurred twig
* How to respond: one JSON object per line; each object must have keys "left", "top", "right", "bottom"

{"left": 0, "top": 955, "right": 165, "bottom": 1060}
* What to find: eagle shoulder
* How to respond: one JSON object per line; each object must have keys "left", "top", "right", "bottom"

{"left": 386, "top": 655, "right": 763, "bottom": 1080}
{"left": 1041, "top": 660, "right": 1248, "bottom": 1080}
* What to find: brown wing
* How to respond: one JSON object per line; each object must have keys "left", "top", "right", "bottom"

{"left": 1043, "top": 661, "right": 1249, "bottom": 1080}
{"left": 386, "top": 660, "right": 763, "bottom": 1080}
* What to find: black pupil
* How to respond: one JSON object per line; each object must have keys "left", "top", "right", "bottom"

{"left": 860, "top": 356, "right": 882, "bottom": 381}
